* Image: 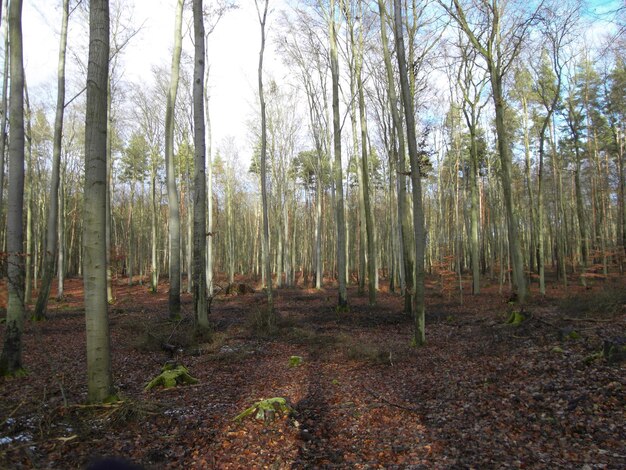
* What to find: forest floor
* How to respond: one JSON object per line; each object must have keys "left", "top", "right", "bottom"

{"left": 0, "top": 273, "right": 625, "bottom": 469}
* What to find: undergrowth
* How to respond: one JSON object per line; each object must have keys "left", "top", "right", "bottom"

{"left": 559, "top": 287, "right": 626, "bottom": 318}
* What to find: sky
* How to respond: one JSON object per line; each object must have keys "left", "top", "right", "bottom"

{"left": 17, "top": 0, "right": 624, "bottom": 160}
{"left": 21, "top": 0, "right": 290, "bottom": 155}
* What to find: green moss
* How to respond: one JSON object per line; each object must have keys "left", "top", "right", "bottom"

{"left": 1, "top": 367, "right": 28, "bottom": 378}
{"left": 551, "top": 346, "right": 564, "bottom": 354}
{"left": 566, "top": 330, "right": 581, "bottom": 340}
{"left": 288, "top": 356, "right": 303, "bottom": 367}
{"left": 233, "top": 397, "right": 293, "bottom": 423}
{"left": 584, "top": 351, "right": 603, "bottom": 365}
{"left": 144, "top": 364, "right": 198, "bottom": 391}
{"left": 506, "top": 311, "right": 526, "bottom": 326}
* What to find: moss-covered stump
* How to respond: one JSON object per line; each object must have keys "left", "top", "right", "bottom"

{"left": 233, "top": 397, "right": 293, "bottom": 423}
{"left": 506, "top": 311, "right": 527, "bottom": 326}
{"left": 144, "top": 363, "right": 198, "bottom": 391}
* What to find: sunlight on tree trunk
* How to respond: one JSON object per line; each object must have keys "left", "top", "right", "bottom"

{"left": 83, "top": 0, "right": 114, "bottom": 403}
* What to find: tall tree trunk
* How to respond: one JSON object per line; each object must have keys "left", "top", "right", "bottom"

{"left": 165, "top": 0, "right": 184, "bottom": 319}
{"left": 150, "top": 152, "right": 158, "bottom": 292}
{"left": 24, "top": 82, "right": 32, "bottom": 304}
{"left": 204, "top": 46, "right": 214, "bottom": 296}
{"left": 329, "top": 0, "right": 347, "bottom": 308}
{"left": 315, "top": 157, "right": 323, "bottom": 289}
{"left": 378, "top": 0, "right": 413, "bottom": 313}
{"left": 127, "top": 182, "right": 134, "bottom": 284}
{"left": 256, "top": 0, "right": 273, "bottom": 312}
{"left": 468, "top": 126, "right": 481, "bottom": 294}
{"left": 537, "top": 123, "right": 547, "bottom": 295}
{"left": 193, "top": 0, "right": 208, "bottom": 328}
{"left": 0, "top": 0, "right": 9, "bottom": 243}
{"left": 83, "top": 0, "right": 113, "bottom": 403}
{"left": 33, "top": 0, "right": 69, "bottom": 319}
{"left": 57, "top": 163, "right": 65, "bottom": 299}
{"left": 394, "top": 0, "right": 425, "bottom": 345}
{"left": 491, "top": 75, "right": 527, "bottom": 302}
{"left": 0, "top": 0, "right": 25, "bottom": 375}
{"left": 105, "top": 79, "right": 113, "bottom": 303}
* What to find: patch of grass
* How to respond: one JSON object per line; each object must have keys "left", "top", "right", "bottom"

{"left": 559, "top": 287, "right": 626, "bottom": 318}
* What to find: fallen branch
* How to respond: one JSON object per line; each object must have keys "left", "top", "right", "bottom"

{"left": 562, "top": 317, "right": 618, "bottom": 323}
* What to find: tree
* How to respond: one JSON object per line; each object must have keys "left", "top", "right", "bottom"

{"left": 377, "top": 0, "right": 414, "bottom": 313}
{"left": 329, "top": 0, "right": 348, "bottom": 309}
{"left": 0, "top": 0, "right": 8, "bottom": 241}
{"left": 33, "top": 0, "right": 71, "bottom": 320}
{"left": 255, "top": 0, "right": 274, "bottom": 315}
{"left": 193, "top": 0, "right": 208, "bottom": 328}
{"left": 393, "top": 0, "right": 426, "bottom": 345}
{"left": 442, "top": 0, "right": 537, "bottom": 303}
{"left": 0, "top": 0, "right": 25, "bottom": 375}
{"left": 83, "top": 0, "right": 114, "bottom": 402}
{"left": 165, "top": 0, "right": 185, "bottom": 319}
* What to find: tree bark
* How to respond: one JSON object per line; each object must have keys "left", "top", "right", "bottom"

{"left": 394, "top": 0, "right": 426, "bottom": 345}
{"left": 329, "top": 0, "right": 347, "bottom": 308}
{"left": 256, "top": 0, "right": 273, "bottom": 311}
{"left": 192, "top": 0, "right": 208, "bottom": 328}
{"left": 83, "top": 0, "right": 113, "bottom": 402}
{"left": 165, "top": 0, "right": 184, "bottom": 319}
{"left": 377, "top": 0, "right": 413, "bottom": 313}
{"left": 0, "top": 0, "right": 25, "bottom": 375}
{"left": 0, "top": 0, "right": 9, "bottom": 243}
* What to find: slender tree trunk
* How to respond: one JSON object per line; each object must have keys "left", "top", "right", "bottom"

{"left": 127, "top": 183, "right": 134, "bottom": 285}
{"left": 165, "top": 0, "right": 184, "bottom": 319}
{"left": 537, "top": 125, "right": 546, "bottom": 295}
{"left": 57, "top": 164, "right": 65, "bottom": 299}
{"left": 204, "top": 48, "right": 214, "bottom": 296}
{"left": 150, "top": 154, "right": 158, "bottom": 292}
{"left": 378, "top": 0, "right": 413, "bottom": 313}
{"left": 24, "top": 83, "right": 32, "bottom": 304}
{"left": 0, "top": 0, "right": 9, "bottom": 241}
{"left": 33, "top": 0, "right": 69, "bottom": 319}
{"left": 256, "top": 0, "right": 273, "bottom": 312}
{"left": 83, "top": 0, "right": 113, "bottom": 403}
{"left": 192, "top": 0, "right": 208, "bottom": 328}
{"left": 0, "top": 0, "right": 25, "bottom": 375}
{"left": 315, "top": 158, "right": 323, "bottom": 289}
{"left": 105, "top": 78, "right": 113, "bottom": 303}
{"left": 468, "top": 126, "right": 480, "bottom": 294}
{"left": 394, "top": 0, "right": 425, "bottom": 345}
{"left": 330, "top": 0, "right": 347, "bottom": 308}
{"left": 491, "top": 75, "right": 527, "bottom": 302}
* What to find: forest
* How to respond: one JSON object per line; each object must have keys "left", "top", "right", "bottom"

{"left": 0, "top": 0, "right": 625, "bottom": 468}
